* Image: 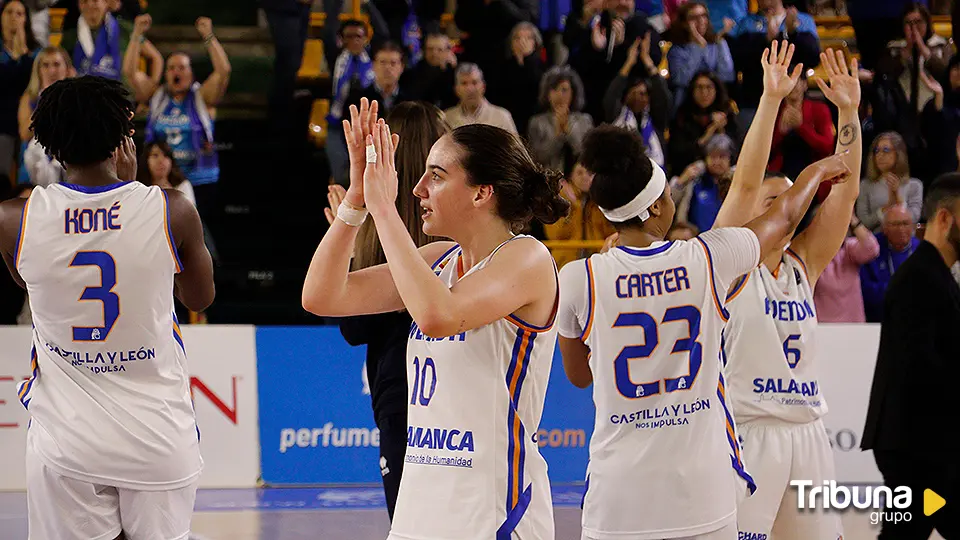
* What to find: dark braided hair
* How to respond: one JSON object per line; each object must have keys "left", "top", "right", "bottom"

{"left": 31, "top": 76, "right": 136, "bottom": 166}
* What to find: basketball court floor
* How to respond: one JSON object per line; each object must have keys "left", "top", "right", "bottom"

{"left": 0, "top": 485, "right": 945, "bottom": 539}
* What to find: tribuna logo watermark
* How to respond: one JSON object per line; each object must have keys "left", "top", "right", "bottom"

{"left": 791, "top": 480, "right": 913, "bottom": 525}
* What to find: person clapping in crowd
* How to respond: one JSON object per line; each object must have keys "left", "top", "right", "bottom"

{"left": 856, "top": 131, "right": 924, "bottom": 231}
{"left": 666, "top": 1, "right": 735, "bottom": 110}
{"left": 667, "top": 70, "right": 738, "bottom": 176}
{"left": 527, "top": 66, "right": 593, "bottom": 172}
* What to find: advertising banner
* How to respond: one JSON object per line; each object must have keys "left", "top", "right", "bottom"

{"left": 0, "top": 326, "right": 261, "bottom": 490}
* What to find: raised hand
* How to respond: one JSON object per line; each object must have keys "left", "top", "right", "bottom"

{"left": 363, "top": 120, "right": 402, "bottom": 217}
{"left": 342, "top": 98, "right": 382, "bottom": 206}
{"left": 815, "top": 48, "right": 861, "bottom": 111}
{"left": 133, "top": 14, "right": 152, "bottom": 37}
{"left": 600, "top": 232, "right": 619, "bottom": 253}
{"left": 324, "top": 184, "right": 347, "bottom": 225}
{"left": 195, "top": 17, "right": 213, "bottom": 39}
{"left": 114, "top": 137, "right": 138, "bottom": 181}
{"left": 762, "top": 40, "right": 803, "bottom": 100}
{"left": 811, "top": 152, "right": 853, "bottom": 185}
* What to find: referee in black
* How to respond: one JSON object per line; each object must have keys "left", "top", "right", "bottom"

{"left": 862, "top": 173, "right": 960, "bottom": 539}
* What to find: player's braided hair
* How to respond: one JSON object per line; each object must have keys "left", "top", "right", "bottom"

{"left": 31, "top": 76, "right": 136, "bottom": 166}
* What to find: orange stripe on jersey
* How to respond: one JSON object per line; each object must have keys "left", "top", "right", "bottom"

{"left": 694, "top": 239, "right": 729, "bottom": 322}
{"left": 13, "top": 194, "right": 31, "bottom": 269}
{"left": 17, "top": 349, "right": 38, "bottom": 401}
{"left": 725, "top": 273, "right": 751, "bottom": 303}
{"left": 508, "top": 330, "right": 531, "bottom": 508}
{"left": 581, "top": 259, "right": 596, "bottom": 342}
{"left": 784, "top": 248, "right": 809, "bottom": 281}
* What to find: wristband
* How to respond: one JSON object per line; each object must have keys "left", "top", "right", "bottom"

{"left": 337, "top": 200, "right": 368, "bottom": 227}
{"left": 203, "top": 34, "right": 216, "bottom": 44}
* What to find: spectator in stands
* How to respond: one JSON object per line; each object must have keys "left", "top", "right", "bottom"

{"left": 128, "top": 16, "right": 231, "bottom": 226}
{"left": 136, "top": 141, "right": 196, "bottom": 205}
{"left": 704, "top": 0, "right": 744, "bottom": 34}
{"left": 1, "top": 0, "right": 39, "bottom": 195}
{"left": 861, "top": 204, "right": 919, "bottom": 322}
{"left": 326, "top": 20, "right": 374, "bottom": 187}
{"left": 372, "top": 0, "right": 425, "bottom": 65}
{"left": 544, "top": 160, "right": 615, "bottom": 267}
{"left": 62, "top": 0, "right": 139, "bottom": 32}
{"left": 443, "top": 63, "right": 518, "bottom": 133}
{"left": 59, "top": 0, "right": 160, "bottom": 82}
{"left": 856, "top": 131, "right": 924, "bottom": 231}
{"left": 23, "top": 0, "right": 57, "bottom": 47}
{"left": 921, "top": 55, "right": 960, "bottom": 176}
{"left": 16, "top": 47, "right": 69, "bottom": 186}
{"left": 813, "top": 212, "right": 880, "bottom": 322}
{"left": 667, "top": 70, "right": 737, "bottom": 176}
{"left": 527, "top": 66, "right": 593, "bottom": 172}
{"left": 875, "top": 2, "right": 952, "bottom": 104}
{"left": 260, "top": 0, "right": 312, "bottom": 143}
{"left": 400, "top": 31, "right": 458, "bottom": 110}
{"left": 666, "top": 2, "right": 735, "bottom": 110}
{"left": 345, "top": 41, "right": 407, "bottom": 117}
{"left": 669, "top": 133, "right": 735, "bottom": 232}
{"left": 454, "top": 0, "right": 537, "bottom": 78}
{"left": 768, "top": 71, "right": 834, "bottom": 181}
{"left": 488, "top": 21, "right": 544, "bottom": 134}
{"left": 848, "top": 0, "right": 913, "bottom": 73}
{"left": 667, "top": 220, "right": 699, "bottom": 240}
{"left": 603, "top": 33, "right": 670, "bottom": 168}
{"left": 730, "top": 0, "right": 819, "bottom": 134}
{"left": 564, "top": 0, "right": 663, "bottom": 122}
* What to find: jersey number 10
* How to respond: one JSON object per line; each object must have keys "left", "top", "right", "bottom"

{"left": 70, "top": 251, "right": 120, "bottom": 342}
{"left": 410, "top": 356, "right": 438, "bottom": 407}
{"left": 612, "top": 306, "right": 703, "bottom": 399}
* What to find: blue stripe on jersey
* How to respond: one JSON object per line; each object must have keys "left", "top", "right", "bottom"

{"left": 430, "top": 244, "right": 461, "bottom": 271}
{"left": 720, "top": 330, "right": 728, "bottom": 368}
{"left": 17, "top": 345, "right": 39, "bottom": 410}
{"left": 694, "top": 238, "right": 730, "bottom": 321}
{"left": 784, "top": 247, "right": 809, "bottom": 280}
{"left": 505, "top": 328, "right": 535, "bottom": 520}
{"left": 616, "top": 241, "right": 674, "bottom": 257}
{"left": 580, "top": 258, "right": 595, "bottom": 341}
{"left": 717, "top": 371, "right": 756, "bottom": 494}
{"left": 173, "top": 313, "right": 186, "bottom": 354}
{"left": 581, "top": 472, "right": 590, "bottom": 509}
{"left": 496, "top": 484, "right": 532, "bottom": 540}
{"left": 59, "top": 181, "right": 130, "bottom": 194}
{"left": 725, "top": 274, "right": 749, "bottom": 302}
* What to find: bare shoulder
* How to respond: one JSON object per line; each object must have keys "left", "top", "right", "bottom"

{"left": 419, "top": 241, "right": 459, "bottom": 266}
{"left": 493, "top": 236, "right": 556, "bottom": 274}
{"left": 0, "top": 197, "right": 28, "bottom": 256}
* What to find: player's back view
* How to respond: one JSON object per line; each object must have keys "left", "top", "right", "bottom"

{"left": 561, "top": 236, "right": 757, "bottom": 539}
{"left": 557, "top": 125, "right": 852, "bottom": 540}
{"left": 0, "top": 76, "right": 214, "bottom": 540}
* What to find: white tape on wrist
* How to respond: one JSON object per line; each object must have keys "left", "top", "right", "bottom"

{"left": 337, "top": 201, "right": 368, "bottom": 227}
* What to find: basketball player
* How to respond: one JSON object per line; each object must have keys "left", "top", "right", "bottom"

{"left": 714, "top": 48, "right": 863, "bottom": 540}
{"left": 302, "top": 100, "right": 569, "bottom": 538}
{"left": 0, "top": 76, "right": 214, "bottom": 540}
{"left": 556, "top": 123, "right": 851, "bottom": 539}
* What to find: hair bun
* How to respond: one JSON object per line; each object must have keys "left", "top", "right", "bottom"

{"left": 525, "top": 164, "right": 571, "bottom": 225}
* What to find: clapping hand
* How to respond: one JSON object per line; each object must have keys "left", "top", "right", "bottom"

{"left": 343, "top": 98, "right": 383, "bottom": 207}
{"left": 363, "top": 121, "right": 402, "bottom": 217}
{"left": 815, "top": 49, "right": 860, "bottom": 111}
{"left": 133, "top": 14, "right": 152, "bottom": 37}
{"left": 761, "top": 40, "right": 803, "bottom": 100}
{"left": 195, "top": 17, "right": 214, "bottom": 39}
{"left": 324, "top": 185, "right": 348, "bottom": 225}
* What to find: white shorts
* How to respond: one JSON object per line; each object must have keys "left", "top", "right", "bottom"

{"left": 735, "top": 418, "right": 843, "bottom": 540}
{"left": 26, "top": 444, "right": 198, "bottom": 540}
{"left": 582, "top": 522, "right": 738, "bottom": 540}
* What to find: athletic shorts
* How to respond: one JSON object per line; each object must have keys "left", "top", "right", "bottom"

{"left": 26, "top": 443, "right": 198, "bottom": 540}
{"left": 735, "top": 418, "right": 843, "bottom": 540}
{"left": 582, "top": 521, "right": 738, "bottom": 540}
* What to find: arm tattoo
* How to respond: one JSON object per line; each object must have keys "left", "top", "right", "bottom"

{"left": 838, "top": 123, "right": 858, "bottom": 146}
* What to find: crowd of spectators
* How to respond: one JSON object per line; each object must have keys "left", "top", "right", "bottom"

{"left": 3, "top": 0, "right": 960, "bottom": 325}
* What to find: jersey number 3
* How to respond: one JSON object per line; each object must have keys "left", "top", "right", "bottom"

{"left": 612, "top": 306, "right": 702, "bottom": 399}
{"left": 70, "top": 251, "right": 120, "bottom": 342}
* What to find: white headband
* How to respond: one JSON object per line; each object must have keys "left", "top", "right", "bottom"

{"left": 599, "top": 158, "right": 667, "bottom": 223}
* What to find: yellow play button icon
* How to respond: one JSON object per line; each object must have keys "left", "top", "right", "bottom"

{"left": 924, "top": 489, "right": 946, "bottom": 516}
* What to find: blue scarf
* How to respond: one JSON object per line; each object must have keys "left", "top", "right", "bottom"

{"left": 74, "top": 14, "right": 122, "bottom": 80}
{"left": 146, "top": 84, "right": 219, "bottom": 176}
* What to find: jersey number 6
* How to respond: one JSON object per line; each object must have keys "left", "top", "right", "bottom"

{"left": 612, "top": 306, "right": 703, "bottom": 399}
{"left": 70, "top": 251, "right": 120, "bottom": 342}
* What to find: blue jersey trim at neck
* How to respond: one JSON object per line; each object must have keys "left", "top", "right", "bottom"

{"left": 59, "top": 181, "right": 130, "bottom": 194}
{"left": 616, "top": 242, "right": 674, "bottom": 257}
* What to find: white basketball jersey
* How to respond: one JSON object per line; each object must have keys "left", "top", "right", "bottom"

{"left": 722, "top": 248, "right": 826, "bottom": 424}
{"left": 389, "top": 237, "right": 557, "bottom": 540}
{"left": 15, "top": 181, "right": 201, "bottom": 490}
{"left": 557, "top": 229, "right": 760, "bottom": 540}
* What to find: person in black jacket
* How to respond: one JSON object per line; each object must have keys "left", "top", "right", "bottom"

{"left": 330, "top": 101, "right": 448, "bottom": 521}
{"left": 861, "top": 173, "right": 960, "bottom": 539}
{"left": 344, "top": 41, "right": 408, "bottom": 118}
